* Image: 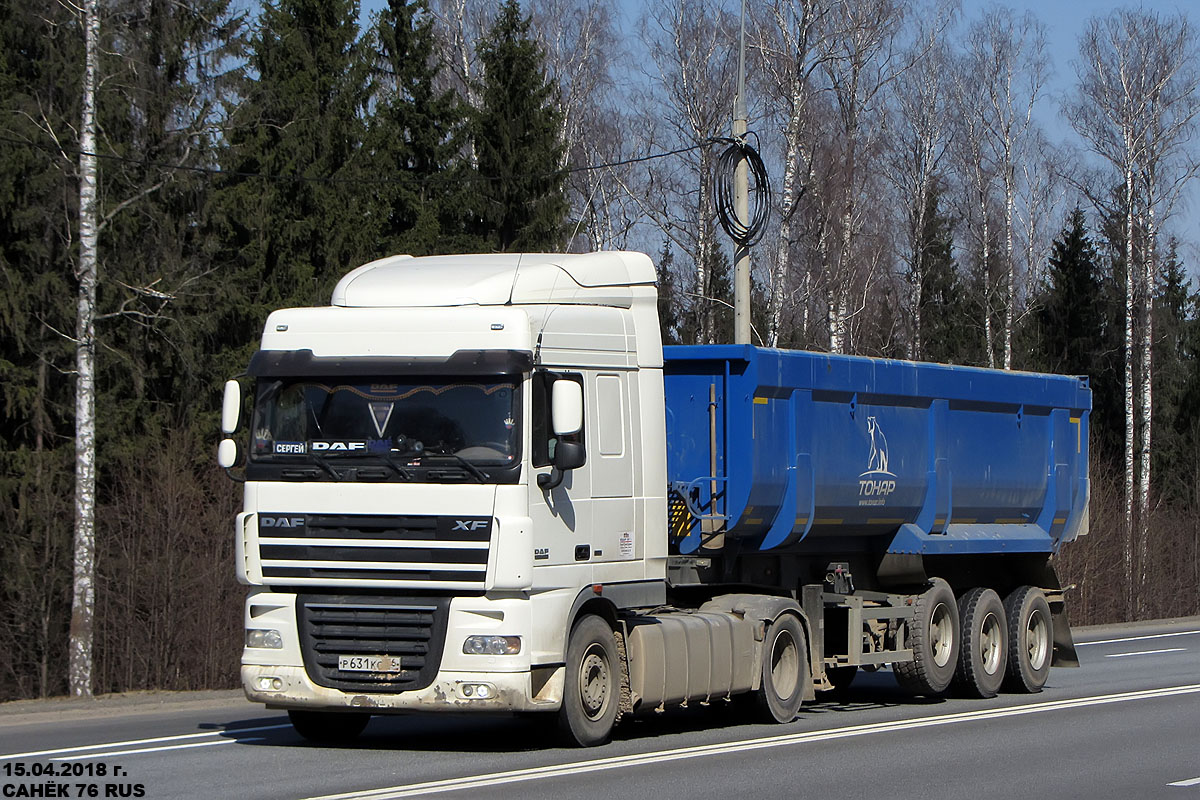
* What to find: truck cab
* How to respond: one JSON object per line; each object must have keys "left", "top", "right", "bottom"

{"left": 223, "top": 252, "right": 668, "bottom": 741}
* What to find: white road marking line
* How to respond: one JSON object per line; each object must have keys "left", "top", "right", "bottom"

{"left": 1105, "top": 648, "right": 1187, "bottom": 659}
{"left": 1168, "top": 777, "right": 1200, "bottom": 787}
{"left": 1077, "top": 630, "right": 1200, "bottom": 647}
{"left": 300, "top": 684, "right": 1200, "bottom": 800}
{"left": 50, "top": 737, "right": 266, "bottom": 761}
{"left": 0, "top": 723, "right": 290, "bottom": 761}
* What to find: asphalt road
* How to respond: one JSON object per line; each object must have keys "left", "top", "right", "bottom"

{"left": 2, "top": 618, "right": 1198, "bottom": 800}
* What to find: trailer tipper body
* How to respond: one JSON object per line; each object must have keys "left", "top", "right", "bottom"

{"left": 219, "top": 251, "right": 1090, "bottom": 746}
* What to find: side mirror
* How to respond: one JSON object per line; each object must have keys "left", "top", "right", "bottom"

{"left": 555, "top": 440, "right": 585, "bottom": 471}
{"left": 217, "top": 438, "right": 238, "bottom": 469}
{"left": 551, "top": 379, "right": 582, "bottom": 436}
{"left": 221, "top": 379, "right": 242, "bottom": 435}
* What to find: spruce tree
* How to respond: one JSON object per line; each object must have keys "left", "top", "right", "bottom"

{"left": 208, "top": 0, "right": 376, "bottom": 381}
{"left": 1151, "top": 239, "right": 1197, "bottom": 501}
{"left": 366, "top": 0, "right": 475, "bottom": 255}
{"left": 1035, "top": 207, "right": 1105, "bottom": 378}
{"left": 471, "top": 0, "right": 567, "bottom": 251}
{"left": 913, "top": 183, "right": 974, "bottom": 365}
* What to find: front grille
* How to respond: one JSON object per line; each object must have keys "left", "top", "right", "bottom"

{"left": 258, "top": 513, "right": 491, "bottom": 590}
{"left": 297, "top": 594, "right": 451, "bottom": 693}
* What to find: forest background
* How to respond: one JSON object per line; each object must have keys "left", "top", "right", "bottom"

{"left": 2, "top": 0, "right": 1199, "bottom": 700}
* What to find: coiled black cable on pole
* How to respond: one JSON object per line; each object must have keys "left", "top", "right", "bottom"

{"left": 712, "top": 135, "right": 771, "bottom": 248}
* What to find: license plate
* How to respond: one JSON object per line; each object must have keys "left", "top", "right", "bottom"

{"left": 338, "top": 655, "right": 402, "bottom": 673}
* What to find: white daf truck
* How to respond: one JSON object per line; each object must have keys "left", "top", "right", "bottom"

{"left": 219, "top": 251, "right": 1086, "bottom": 746}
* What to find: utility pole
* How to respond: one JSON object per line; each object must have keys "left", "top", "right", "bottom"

{"left": 733, "top": 0, "right": 751, "bottom": 345}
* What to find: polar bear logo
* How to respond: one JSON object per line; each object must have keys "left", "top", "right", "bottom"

{"left": 865, "top": 416, "right": 892, "bottom": 475}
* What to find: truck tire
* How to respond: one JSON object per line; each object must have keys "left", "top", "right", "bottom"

{"left": 753, "top": 614, "right": 808, "bottom": 723}
{"left": 894, "top": 577, "right": 959, "bottom": 697}
{"left": 287, "top": 710, "right": 370, "bottom": 744}
{"left": 953, "top": 587, "right": 1008, "bottom": 698}
{"left": 1002, "top": 586, "right": 1053, "bottom": 693}
{"left": 558, "top": 615, "right": 620, "bottom": 747}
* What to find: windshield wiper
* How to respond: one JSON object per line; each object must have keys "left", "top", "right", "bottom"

{"left": 361, "top": 451, "right": 414, "bottom": 481}
{"left": 423, "top": 446, "right": 489, "bottom": 483}
{"left": 309, "top": 450, "right": 345, "bottom": 481}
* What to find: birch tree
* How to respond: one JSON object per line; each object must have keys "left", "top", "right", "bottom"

{"left": 69, "top": 0, "right": 101, "bottom": 698}
{"left": 883, "top": 1, "right": 954, "bottom": 359}
{"left": 1066, "top": 9, "right": 1200, "bottom": 616}
{"left": 949, "top": 49, "right": 998, "bottom": 367}
{"left": 964, "top": 8, "right": 1047, "bottom": 370}
{"left": 529, "top": 0, "right": 633, "bottom": 249}
{"left": 818, "top": 0, "right": 905, "bottom": 353}
{"left": 640, "top": 0, "right": 737, "bottom": 344}
{"left": 753, "top": 0, "right": 830, "bottom": 346}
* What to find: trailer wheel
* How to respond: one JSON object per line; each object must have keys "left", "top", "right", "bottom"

{"left": 1002, "top": 586, "right": 1053, "bottom": 693}
{"left": 754, "top": 614, "right": 808, "bottom": 723}
{"left": 894, "top": 577, "right": 959, "bottom": 697}
{"left": 953, "top": 587, "right": 1008, "bottom": 698}
{"left": 558, "top": 615, "right": 620, "bottom": 747}
{"left": 287, "top": 710, "right": 370, "bottom": 744}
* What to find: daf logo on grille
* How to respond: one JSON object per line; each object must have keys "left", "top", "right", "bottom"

{"left": 452, "top": 520, "right": 489, "bottom": 531}
{"left": 261, "top": 516, "right": 305, "bottom": 528}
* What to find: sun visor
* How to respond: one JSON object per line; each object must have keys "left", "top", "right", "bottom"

{"left": 248, "top": 349, "right": 533, "bottom": 377}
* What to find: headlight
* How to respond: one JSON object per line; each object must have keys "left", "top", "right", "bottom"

{"left": 246, "top": 629, "right": 283, "bottom": 649}
{"left": 462, "top": 635, "right": 521, "bottom": 655}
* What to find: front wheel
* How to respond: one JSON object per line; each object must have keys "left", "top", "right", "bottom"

{"left": 558, "top": 615, "right": 620, "bottom": 747}
{"left": 287, "top": 710, "right": 370, "bottom": 744}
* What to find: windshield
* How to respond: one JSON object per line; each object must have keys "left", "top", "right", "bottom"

{"left": 249, "top": 376, "right": 520, "bottom": 478}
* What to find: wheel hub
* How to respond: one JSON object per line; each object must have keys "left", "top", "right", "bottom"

{"left": 579, "top": 645, "right": 610, "bottom": 719}
{"left": 1027, "top": 609, "right": 1049, "bottom": 671}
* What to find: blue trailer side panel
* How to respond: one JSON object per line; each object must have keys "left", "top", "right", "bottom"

{"left": 663, "top": 346, "right": 1091, "bottom": 560}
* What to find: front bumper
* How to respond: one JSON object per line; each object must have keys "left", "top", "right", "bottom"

{"left": 241, "top": 589, "right": 563, "bottom": 713}
{"left": 242, "top": 663, "right": 563, "bottom": 713}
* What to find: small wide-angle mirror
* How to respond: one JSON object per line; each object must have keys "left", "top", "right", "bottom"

{"left": 217, "top": 438, "right": 238, "bottom": 469}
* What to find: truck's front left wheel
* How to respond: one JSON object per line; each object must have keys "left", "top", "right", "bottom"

{"left": 287, "top": 710, "right": 370, "bottom": 744}
{"left": 558, "top": 615, "right": 620, "bottom": 747}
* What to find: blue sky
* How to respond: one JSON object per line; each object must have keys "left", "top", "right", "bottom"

{"left": 359, "top": 0, "right": 1197, "bottom": 271}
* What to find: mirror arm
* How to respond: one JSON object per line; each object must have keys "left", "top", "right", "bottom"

{"left": 224, "top": 466, "right": 247, "bottom": 484}
{"left": 537, "top": 467, "right": 564, "bottom": 491}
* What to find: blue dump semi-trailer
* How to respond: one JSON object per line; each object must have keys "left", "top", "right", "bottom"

{"left": 224, "top": 252, "right": 1090, "bottom": 746}
{"left": 661, "top": 345, "right": 1089, "bottom": 705}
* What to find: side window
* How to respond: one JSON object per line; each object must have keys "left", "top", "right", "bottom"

{"left": 531, "top": 371, "right": 584, "bottom": 468}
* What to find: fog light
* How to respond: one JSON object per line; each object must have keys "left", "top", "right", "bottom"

{"left": 256, "top": 676, "right": 283, "bottom": 691}
{"left": 462, "top": 635, "right": 521, "bottom": 655}
{"left": 246, "top": 629, "right": 283, "bottom": 649}
{"left": 459, "top": 683, "right": 496, "bottom": 700}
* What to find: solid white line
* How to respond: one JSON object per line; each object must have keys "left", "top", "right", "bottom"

{"left": 1105, "top": 648, "right": 1186, "bottom": 659}
{"left": 1168, "top": 777, "right": 1200, "bottom": 787}
{"left": 51, "top": 737, "right": 267, "bottom": 761}
{"left": 300, "top": 684, "right": 1200, "bottom": 800}
{"left": 1077, "top": 630, "right": 1200, "bottom": 647}
{"left": 0, "top": 723, "right": 290, "bottom": 761}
